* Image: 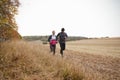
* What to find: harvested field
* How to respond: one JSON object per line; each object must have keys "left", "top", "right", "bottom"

{"left": 62, "top": 38, "right": 120, "bottom": 80}
{"left": 66, "top": 38, "right": 120, "bottom": 58}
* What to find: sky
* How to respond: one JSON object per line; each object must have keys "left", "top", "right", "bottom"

{"left": 15, "top": 0, "right": 120, "bottom": 37}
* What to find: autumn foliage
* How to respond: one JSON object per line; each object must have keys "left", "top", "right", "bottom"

{"left": 0, "top": 24, "right": 22, "bottom": 41}
{"left": 0, "top": 0, "right": 20, "bottom": 30}
{"left": 0, "top": 0, "right": 21, "bottom": 41}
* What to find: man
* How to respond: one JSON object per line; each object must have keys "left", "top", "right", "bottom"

{"left": 48, "top": 30, "right": 57, "bottom": 55}
{"left": 57, "top": 28, "right": 68, "bottom": 57}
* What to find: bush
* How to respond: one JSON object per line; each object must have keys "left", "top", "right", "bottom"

{"left": 0, "top": 24, "right": 22, "bottom": 42}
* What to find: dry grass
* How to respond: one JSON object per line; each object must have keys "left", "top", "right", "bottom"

{"left": 0, "top": 40, "right": 84, "bottom": 80}
{"left": 66, "top": 38, "right": 120, "bottom": 58}
{"left": 65, "top": 38, "right": 120, "bottom": 80}
{"left": 0, "top": 38, "right": 120, "bottom": 80}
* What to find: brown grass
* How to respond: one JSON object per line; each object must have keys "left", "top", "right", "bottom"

{"left": 0, "top": 38, "right": 119, "bottom": 80}
{"left": 65, "top": 38, "right": 120, "bottom": 80}
{"left": 0, "top": 40, "right": 84, "bottom": 80}
{"left": 66, "top": 38, "right": 120, "bottom": 58}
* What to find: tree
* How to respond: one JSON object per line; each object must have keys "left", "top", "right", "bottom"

{"left": 0, "top": 0, "right": 20, "bottom": 30}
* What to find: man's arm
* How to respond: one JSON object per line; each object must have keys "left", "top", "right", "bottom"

{"left": 56, "top": 33, "right": 60, "bottom": 40}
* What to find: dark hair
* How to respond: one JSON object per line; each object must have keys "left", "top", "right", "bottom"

{"left": 61, "top": 28, "right": 65, "bottom": 31}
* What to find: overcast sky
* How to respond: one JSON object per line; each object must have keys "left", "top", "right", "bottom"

{"left": 16, "top": 0, "right": 120, "bottom": 37}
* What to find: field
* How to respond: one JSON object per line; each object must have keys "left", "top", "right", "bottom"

{"left": 0, "top": 38, "right": 120, "bottom": 80}
{"left": 33, "top": 38, "right": 120, "bottom": 80}
{"left": 66, "top": 38, "right": 120, "bottom": 58}
{"left": 65, "top": 38, "right": 120, "bottom": 80}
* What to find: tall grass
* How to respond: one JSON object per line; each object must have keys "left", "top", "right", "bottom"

{"left": 0, "top": 40, "right": 84, "bottom": 80}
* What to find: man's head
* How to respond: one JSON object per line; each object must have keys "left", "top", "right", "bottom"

{"left": 61, "top": 28, "right": 65, "bottom": 32}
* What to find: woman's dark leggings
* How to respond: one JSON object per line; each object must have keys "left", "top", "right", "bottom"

{"left": 50, "top": 44, "right": 56, "bottom": 55}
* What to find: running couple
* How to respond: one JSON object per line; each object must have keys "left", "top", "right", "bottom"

{"left": 48, "top": 28, "right": 68, "bottom": 57}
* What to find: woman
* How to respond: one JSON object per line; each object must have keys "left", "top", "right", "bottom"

{"left": 48, "top": 30, "right": 57, "bottom": 55}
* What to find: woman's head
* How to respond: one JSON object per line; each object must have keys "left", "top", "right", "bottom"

{"left": 52, "top": 30, "right": 55, "bottom": 35}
